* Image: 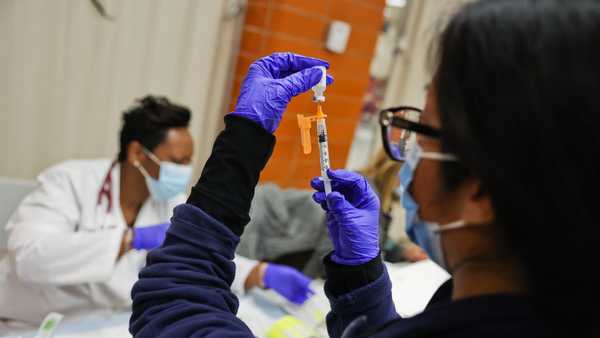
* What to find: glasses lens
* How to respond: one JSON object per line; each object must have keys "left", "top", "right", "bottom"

{"left": 386, "top": 108, "right": 421, "bottom": 161}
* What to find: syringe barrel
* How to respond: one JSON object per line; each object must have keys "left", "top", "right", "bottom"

{"left": 316, "top": 118, "right": 332, "bottom": 195}
{"left": 316, "top": 119, "right": 330, "bottom": 176}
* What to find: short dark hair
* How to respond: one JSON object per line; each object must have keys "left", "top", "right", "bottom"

{"left": 118, "top": 95, "right": 191, "bottom": 162}
{"left": 433, "top": 0, "right": 600, "bottom": 336}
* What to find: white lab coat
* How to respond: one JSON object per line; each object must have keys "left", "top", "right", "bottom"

{"left": 0, "top": 159, "right": 256, "bottom": 324}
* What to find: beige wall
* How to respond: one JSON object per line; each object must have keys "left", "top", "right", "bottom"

{"left": 383, "top": 0, "right": 469, "bottom": 109}
{"left": 0, "top": 0, "right": 243, "bottom": 180}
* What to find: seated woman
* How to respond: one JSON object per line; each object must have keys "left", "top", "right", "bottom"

{"left": 0, "top": 96, "right": 311, "bottom": 327}
{"left": 130, "top": 1, "right": 600, "bottom": 336}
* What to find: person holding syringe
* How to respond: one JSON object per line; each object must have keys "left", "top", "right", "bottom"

{"left": 131, "top": 3, "right": 600, "bottom": 332}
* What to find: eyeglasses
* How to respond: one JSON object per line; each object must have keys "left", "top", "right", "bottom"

{"left": 379, "top": 106, "right": 443, "bottom": 162}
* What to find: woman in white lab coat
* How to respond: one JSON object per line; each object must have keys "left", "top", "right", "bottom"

{"left": 0, "top": 96, "right": 313, "bottom": 325}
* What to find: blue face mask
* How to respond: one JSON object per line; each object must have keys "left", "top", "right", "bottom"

{"left": 136, "top": 148, "right": 192, "bottom": 201}
{"left": 398, "top": 139, "right": 464, "bottom": 270}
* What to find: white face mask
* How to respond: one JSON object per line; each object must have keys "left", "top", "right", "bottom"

{"left": 397, "top": 137, "right": 468, "bottom": 270}
{"left": 135, "top": 148, "right": 192, "bottom": 201}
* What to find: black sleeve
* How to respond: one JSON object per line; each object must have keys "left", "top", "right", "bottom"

{"left": 186, "top": 115, "right": 275, "bottom": 236}
{"left": 323, "top": 252, "right": 384, "bottom": 296}
{"left": 426, "top": 279, "right": 453, "bottom": 308}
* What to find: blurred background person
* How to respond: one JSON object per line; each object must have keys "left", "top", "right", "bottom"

{"left": 0, "top": 96, "right": 312, "bottom": 326}
{"left": 238, "top": 147, "right": 426, "bottom": 280}
{"left": 359, "top": 149, "right": 427, "bottom": 263}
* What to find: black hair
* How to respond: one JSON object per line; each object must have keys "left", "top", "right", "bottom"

{"left": 433, "top": 0, "right": 600, "bottom": 336}
{"left": 118, "top": 95, "right": 191, "bottom": 162}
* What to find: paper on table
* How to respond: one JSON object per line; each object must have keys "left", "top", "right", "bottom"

{"left": 386, "top": 260, "right": 451, "bottom": 317}
{"left": 260, "top": 280, "right": 329, "bottom": 337}
{"left": 237, "top": 289, "right": 289, "bottom": 337}
{"left": 238, "top": 281, "right": 329, "bottom": 338}
{"left": 52, "top": 325, "right": 130, "bottom": 338}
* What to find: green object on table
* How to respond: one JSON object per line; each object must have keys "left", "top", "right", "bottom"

{"left": 36, "top": 312, "right": 63, "bottom": 338}
{"left": 267, "top": 315, "right": 315, "bottom": 338}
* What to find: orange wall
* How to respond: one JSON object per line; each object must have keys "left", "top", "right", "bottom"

{"left": 229, "top": 0, "right": 386, "bottom": 189}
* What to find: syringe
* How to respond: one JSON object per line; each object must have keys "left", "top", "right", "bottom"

{"left": 297, "top": 66, "right": 332, "bottom": 194}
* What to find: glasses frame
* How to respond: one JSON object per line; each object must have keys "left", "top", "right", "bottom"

{"left": 379, "top": 106, "right": 443, "bottom": 161}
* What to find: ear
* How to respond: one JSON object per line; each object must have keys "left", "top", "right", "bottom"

{"left": 126, "top": 141, "right": 146, "bottom": 166}
{"left": 460, "top": 179, "right": 495, "bottom": 225}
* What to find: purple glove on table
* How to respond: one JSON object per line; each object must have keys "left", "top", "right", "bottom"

{"left": 230, "top": 52, "right": 333, "bottom": 133}
{"left": 263, "top": 263, "right": 314, "bottom": 305}
{"left": 312, "top": 169, "right": 380, "bottom": 266}
{"left": 132, "top": 223, "right": 170, "bottom": 250}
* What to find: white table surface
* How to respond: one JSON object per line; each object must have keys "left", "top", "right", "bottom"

{"left": 1, "top": 260, "right": 449, "bottom": 338}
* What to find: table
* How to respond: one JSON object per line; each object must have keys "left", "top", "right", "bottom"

{"left": 1, "top": 260, "right": 449, "bottom": 338}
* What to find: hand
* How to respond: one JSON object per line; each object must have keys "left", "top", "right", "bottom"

{"left": 402, "top": 244, "right": 428, "bottom": 262}
{"left": 263, "top": 263, "right": 314, "bottom": 305}
{"left": 230, "top": 52, "right": 333, "bottom": 133}
{"left": 312, "top": 170, "right": 380, "bottom": 266}
{"left": 132, "top": 223, "right": 170, "bottom": 250}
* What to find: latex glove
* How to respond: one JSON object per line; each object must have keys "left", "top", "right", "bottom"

{"left": 263, "top": 263, "right": 314, "bottom": 305}
{"left": 132, "top": 223, "right": 170, "bottom": 250}
{"left": 230, "top": 52, "right": 333, "bottom": 133}
{"left": 312, "top": 169, "right": 380, "bottom": 266}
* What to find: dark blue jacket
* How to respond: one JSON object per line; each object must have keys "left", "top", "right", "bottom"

{"left": 129, "top": 116, "right": 554, "bottom": 337}
{"left": 130, "top": 202, "right": 401, "bottom": 337}
{"left": 130, "top": 203, "right": 553, "bottom": 338}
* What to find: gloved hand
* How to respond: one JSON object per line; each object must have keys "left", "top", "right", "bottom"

{"left": 132, "top": 223, "right": 170, "bottom": 250}
{"left": 263, "top": 263, "right": 314, "bottom": 305}
{"left": 230, "top": 52, "right": 333, "bottom": 133}
{"left": 312, "top": 169, "right": 380, "bottom": 266}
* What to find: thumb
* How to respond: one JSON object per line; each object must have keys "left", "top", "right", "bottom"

{"left": 280, "top": 66, "right": 323, "bottom": 97}
{"left": 326, "top": 191, "right": 353, "bottom": 212}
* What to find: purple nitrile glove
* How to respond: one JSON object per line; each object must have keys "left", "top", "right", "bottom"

{"left": 230, "top": 52, "right": 334, "bottom": 133}
{"left": 263, "top": 263, "right": 315, "bottom": 305}
{"left": 132, "top": 223, "right": 170, "bottom": 250}
{"left": 311, "top": 169, "right": 380, "bottom": 266}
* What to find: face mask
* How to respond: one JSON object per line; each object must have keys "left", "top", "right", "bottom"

{"left": 397, "top": 139, "right": 464, "bottom": 270}
{"left": 135, "top": 148, "right": 192, "bottom": 201}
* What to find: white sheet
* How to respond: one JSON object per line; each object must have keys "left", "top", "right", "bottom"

{"left": 54, "top": 325, "right": 130, "bottom": 338}
{"left": 2, "top": 260, "right": 450, "bottom": 338}
{"left": 386, "top": 260, "right": 451, "bottom": 317}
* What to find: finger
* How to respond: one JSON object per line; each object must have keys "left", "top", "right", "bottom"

{"left": 312, "top": 192, "right": 329, "bottom": 211}
{"left": 291, "top": 286, "right": 313, "bottom": 305}
{"left": 327, "top": 168, "right": 364, "bottom": 182}
{"left": 327, "top": 168, "right": 370, "bottom": 196}
{"left": 326, "top": 74, "right": 334, "bottom": 86}
{"left": 258, "top": 52, "right": 330, "bottom": 79}
{"left": 280, "top": 66, "right": 324, "bottom": 97}
{"left": 291, "top": 293, "right": 310, "bottom": 305}
{"left": 312, "top": 191, "right": 326, "bottom": 204}
{"left": 313, "top": 171, "right": 351, "bottom": 192}
{"left": 310, "top": 176, "right": 325, "bottom": 191}
{"left": 326, "top": 191, "right": 352, "bottom": 212}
